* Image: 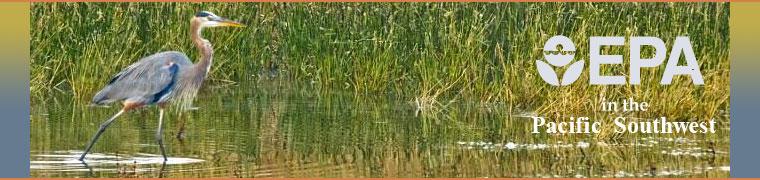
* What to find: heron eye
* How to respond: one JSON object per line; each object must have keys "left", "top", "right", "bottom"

{"left": 195, "top": 11, "right": 211, "bottom": 17}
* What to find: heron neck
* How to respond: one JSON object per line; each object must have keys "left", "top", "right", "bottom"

{"left": 191, "top": 22, "right": 213, "bottom": 77}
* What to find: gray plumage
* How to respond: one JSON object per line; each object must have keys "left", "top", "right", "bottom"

{"left": 92, "top": 51, "right": 195, "bottom": 107}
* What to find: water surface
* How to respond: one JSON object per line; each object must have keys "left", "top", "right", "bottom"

{"left": 31, "top": 82, "right": 730, "bottom": 178}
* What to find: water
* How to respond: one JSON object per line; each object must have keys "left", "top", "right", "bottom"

{"left": 31, "top": 82, "right": 730, "bottom": 178}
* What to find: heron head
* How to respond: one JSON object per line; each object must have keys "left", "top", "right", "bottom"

{"left": 193, "top": 11, "right": 245, "bottom": 28}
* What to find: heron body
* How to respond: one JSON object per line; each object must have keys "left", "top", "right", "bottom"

{"left": 92, "top": 52, "right": 188, "bottom": 107}
{"left": 79, "top": 11, "right": 244, "bottom": 161}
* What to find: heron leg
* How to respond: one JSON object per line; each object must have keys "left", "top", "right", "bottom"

{"left": 158, "top": 161, "right": 168, "bottom": 178}
{"left": 156, "top": 108, "right": 168, "bottom": 161}
{"left": 176, "top": 111, "right": 186, "bottom": 142}
{"left": 79, "top": 109, "right": 125, "bottom": 161}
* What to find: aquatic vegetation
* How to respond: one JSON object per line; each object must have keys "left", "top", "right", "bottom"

{"left": 29, "top": 3, "right": 730, "bottom": 178}
{"left": 30, "top": 3, "right": 729, "bottom": 120}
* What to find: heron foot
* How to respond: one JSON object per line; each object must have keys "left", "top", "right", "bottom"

{"left": 176, "top": 130, "right": 186, "bottom": 142}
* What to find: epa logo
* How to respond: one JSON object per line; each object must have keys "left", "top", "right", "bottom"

{"left": 536, "top": 35, "right": 704, "bottom": 86}
{"left": 535, "top": 36, "right": 583, "bottom": 86}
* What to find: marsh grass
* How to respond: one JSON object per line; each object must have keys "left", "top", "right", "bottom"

{"left": 31, "top": 3, "right": 729, "bottom": 120}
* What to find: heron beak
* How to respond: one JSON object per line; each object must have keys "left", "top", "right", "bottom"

{"left": 217, "top": 18, "right": 245, "bottom": 27}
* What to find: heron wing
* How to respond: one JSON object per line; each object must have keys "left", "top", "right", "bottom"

{"left": 92, "top": 51, "right": 190, "bottom": 105}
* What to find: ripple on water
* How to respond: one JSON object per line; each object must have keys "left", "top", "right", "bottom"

{"left": 30, "top": 150, "right": 205, "bottom": 172}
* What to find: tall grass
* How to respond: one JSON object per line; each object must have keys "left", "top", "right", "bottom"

{"left": 31, "top": 3, "right": 729, "bottom": 119}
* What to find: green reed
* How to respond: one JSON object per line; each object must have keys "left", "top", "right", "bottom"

{"left": 31, "top": 3, "right": 729, "bottom": 120}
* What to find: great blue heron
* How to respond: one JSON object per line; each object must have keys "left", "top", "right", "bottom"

{"left": 78, "top": 11, "right": 244, "bottom": 161}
